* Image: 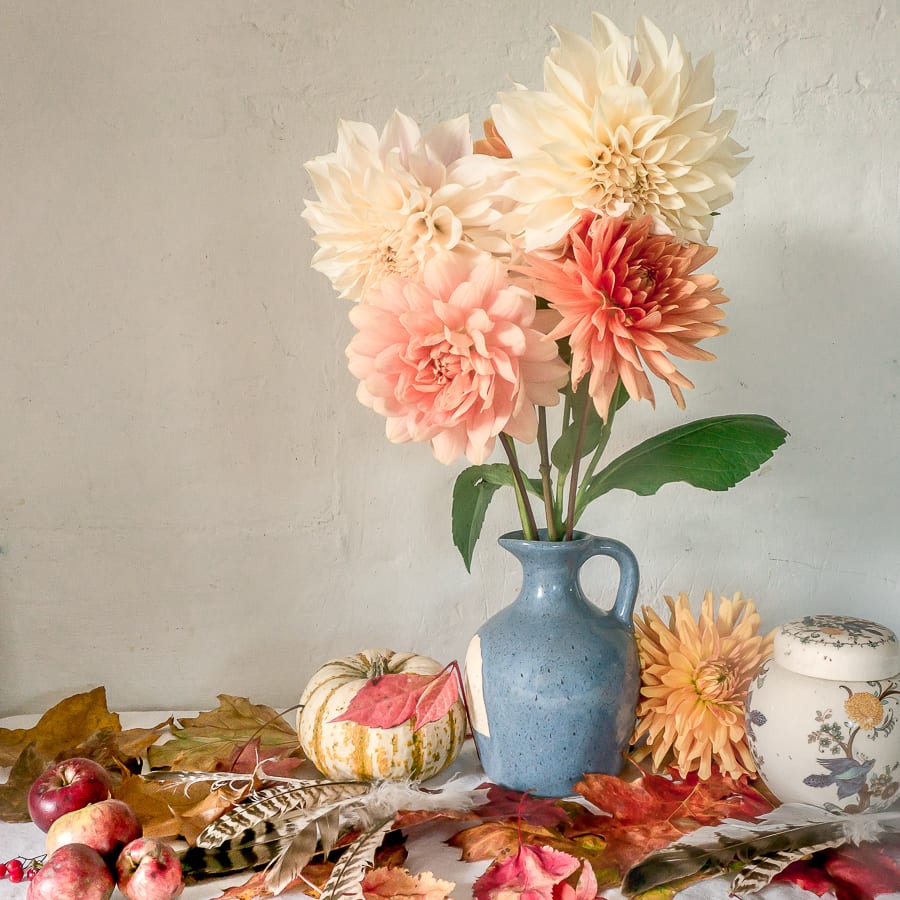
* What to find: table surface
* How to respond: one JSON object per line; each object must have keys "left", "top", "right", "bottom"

{"left": 1, "top": 712, "right": 898, "bottom": 900}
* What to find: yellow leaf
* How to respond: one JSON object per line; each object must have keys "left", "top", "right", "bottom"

{"left": 0, "top": 745, "right": 46, "bottom": 822}
{"left": 0, "top": 687, "right": 120, "bottom": 766}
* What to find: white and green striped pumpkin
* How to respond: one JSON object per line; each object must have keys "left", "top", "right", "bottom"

{"left": 297, "top": 648, "right": 466, "bottom": 781}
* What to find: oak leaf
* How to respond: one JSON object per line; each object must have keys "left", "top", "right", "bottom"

{"left": 0, "top": 686, "right": 120, "bottom": 766}
{"left": 147, "top": 695, "right": 301, "bottom": 772}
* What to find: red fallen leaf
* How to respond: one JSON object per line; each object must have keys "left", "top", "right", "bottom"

{"left": 331, "top": 673, "right": 434, "bottom": 728}
{"left": 774, "top": 859, "right": 838, "bottom": 896}
{"left": 413, "top": 671, "right": 458, "bottom": 731}
{"left": 476, "top": 785, "right": 571, "bottom": 829}
{"left": 825, "top": 843, "right": 900, "bottom": 900}
{"left": 330, "top": 667, "right": 460, "bottom": 730}
{"left": 571, "top": 767, "right": 772, "bottom": 874}
{"left": 220, "top": 736, "right": 304, "bottom": 777}
{"left": 474, "top": 844, "right": 581, "bottom": 900}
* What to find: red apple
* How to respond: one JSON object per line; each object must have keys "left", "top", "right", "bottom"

{"left": 116, "top": 838, "right": 184, "bottom": 900}
{"left": 28, "top": 757, "right": 114, "bottom": 832}
{"left": 26, "top": 843, "right": 114, "bottom": 900}
{"left": 46, "top": 798, "right": 142, "bottom": 861}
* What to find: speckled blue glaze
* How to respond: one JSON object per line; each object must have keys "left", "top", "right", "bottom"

{"left": 472, "top": 530, "right": 640, "bottom": 797}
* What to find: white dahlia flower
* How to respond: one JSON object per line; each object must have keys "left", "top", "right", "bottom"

{"left": 303, "top": 111, "right": 509, "bottom": 301}
{"left": 491, "top": 14, "right": 749, "bottom": 251}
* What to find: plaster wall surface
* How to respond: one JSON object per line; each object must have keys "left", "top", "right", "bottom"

{"left": 1, "top": 0, "right": 898, "bottom": 714}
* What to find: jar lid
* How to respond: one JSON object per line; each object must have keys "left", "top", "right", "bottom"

{"left": 775, "top": 615, "right": 900, "bottom": 681}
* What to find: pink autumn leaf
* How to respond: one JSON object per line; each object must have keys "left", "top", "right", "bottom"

{"left": 473, "top": 844, "right": 581, "bottom": 900}
{"left": 330, "top": 673, "right": 435, "bottom": 729}
{"left": 412, "top": 671, "right": 459, "bottom": 732}
{"left": 552, "top": 861, "right": 597, "bottom": 900}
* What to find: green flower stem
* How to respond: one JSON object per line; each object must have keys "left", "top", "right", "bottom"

{"left": 565, "top": 384, "right": 592, "bottom": 540}
{"left": 555, "top": 390, "right": 573, "bottom": 518}
{"left": 573, "top": 380, "right": 624, "bottom": 522}
{"left": 500, "top": 433, "right": 538, "bottom": 540}
{"left": 536, "top": 407, "right": 560, "bottom": 541}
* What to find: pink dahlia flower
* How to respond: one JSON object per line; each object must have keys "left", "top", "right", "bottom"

{"left": 347, "top": 257, "right": 568, "bottom": 465}
{"left": 521, "top": 214, "right": 727, "bottom": 419}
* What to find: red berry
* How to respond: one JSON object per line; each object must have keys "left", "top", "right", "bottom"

{"left": 25, "top": 868, "right": 36, "bottom": 880}
{"left": 8, "top": 869, "right": 22, "bottom": 883}
{"left": 7, "top": 859, "right": 22, "bottom": 872}
{"left": 0, "top": 863, "right": 7, "bottom": 878}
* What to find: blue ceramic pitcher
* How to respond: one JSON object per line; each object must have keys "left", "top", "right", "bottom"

{"left": 465, "top": 530, "right": 640, "bottom": 796}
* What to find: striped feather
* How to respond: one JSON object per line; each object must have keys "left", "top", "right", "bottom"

{"left": 319, "top": 818, "right": 394, "bottom": 900}
{"left": 730, "top": 838, "right": 850, "bottom": 896}
{"left": 265, "top": 821, "right": 321, "bottom": 895}
{"left": 180, "top": 820, "right": 300, "bottom": 878}
{"left": 196, "top": 780, "right": 371, "bottom": 848}
{"left": 622, "top": 803, "right": 900, "bottom": 897}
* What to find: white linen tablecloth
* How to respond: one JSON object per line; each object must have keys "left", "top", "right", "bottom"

{"left": 1, "top": 712, "right": 897, "bottom": 900}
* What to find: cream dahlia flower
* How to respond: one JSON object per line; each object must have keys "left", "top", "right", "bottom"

{"left": 346, "top": 256, "right": 568, "bottom": 465}
{"left": 492, "top": 14, "right": 749, "bottom": 251}
{"left": 633, "top": 591, "right": 774, "bottom": 780}
{"left": 303, "top": 111, "right": 509, "bottom": 301}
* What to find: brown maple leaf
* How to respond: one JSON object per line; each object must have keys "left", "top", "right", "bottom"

{"left": 362, "top": 867, "right": 455, "bottom": 900}
{"left": 147, "top": 695, "right": 302, "bottom": 772}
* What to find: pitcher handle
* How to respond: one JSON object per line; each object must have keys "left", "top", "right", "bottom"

{"left": 586, "top": 537, "right": 640, "bottom": 629}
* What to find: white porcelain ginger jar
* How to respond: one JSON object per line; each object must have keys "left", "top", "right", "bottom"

{"left": 745, "top": 614, "right": 900, "bottom": 812}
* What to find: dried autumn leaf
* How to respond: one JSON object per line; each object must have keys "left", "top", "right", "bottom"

{"left": 475, "top": 786, "right": 570, "bottom": 829}
{"left": 114, "top": 718, "right": 174, "bottom": 761}
{"left": 571, "top": 768, "right": 772, "bottom": 874}
{"left": 411, "top": 671, "right": 459, "bottom": 731}
{"left": 115, "top": 773, "right": 250, "bottom": 844}
{"left": 0, "top": 686, "right": 121, "bottom": 766}
{"left": 0, "top": 744, "right": 46, "bottom": 822}
{"left": 449, "top": 820, "right": 618, "bottom": 888}
{"left": 473, "top": 843, "right": 583, "bottom": 900}
{"left": 330, "top": 668, "right": 461, "bottom": 731}
{"left": 331, "top": 673, "right": 434, "bottom": 728}
{"left": 147, "top": 695, "right": 301, "bottom": 772}
{"left": 224, "top": 736, "right": 305, "bottom": 777}
{"left": 362, "top": 867, "right": 455, "bottom": 900}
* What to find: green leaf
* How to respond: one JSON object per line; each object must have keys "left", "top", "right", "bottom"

{"left": 452, "top": 465, "right": 507, "bottom": 572}
{"left": 576, "top": 415, "right": 788, "bottom": 515}
{"left": 551, "top": 382, "right": 629, "bottom": 476}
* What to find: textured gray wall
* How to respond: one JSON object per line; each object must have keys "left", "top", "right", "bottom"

{"left": 1, "top": 1, "right": 898, "bottom": 714}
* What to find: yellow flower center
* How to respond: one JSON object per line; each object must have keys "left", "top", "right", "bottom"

{"left": 693, "top": 659, "right": 738, "bottom": 702}
{"left": 844, "top": 692, "right": 884, "bottom": 730}
{"left": 587, "top": 143, "right": 665, "bottom": 216}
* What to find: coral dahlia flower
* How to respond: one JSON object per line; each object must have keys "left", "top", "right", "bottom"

{"left": 303, "top": 111, "right": 510, "bottom": 302}
{"left": 633, "top": 592, "right": 775, "bottom": 780}
{"left": 346, "top": 256, "right": 568, "bottom": 465}
{"left": 491, "top": 14, "right": 748, "bottom": 251}
{"left": 520, "top": 213, "right": 727, "bottom": 420}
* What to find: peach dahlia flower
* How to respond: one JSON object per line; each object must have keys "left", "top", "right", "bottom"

{"left": 633, "top": 592, "right": 775, "bottom": 780}
{"left": 346, "top": 256, "right": 568, "bottom": 465}
{"left": 520, "top": 213, "right": 727, "bottom": 420}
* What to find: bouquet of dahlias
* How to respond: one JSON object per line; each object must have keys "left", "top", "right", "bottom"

{"left": 303, "top": 13, "right": 786, "bottom": 569}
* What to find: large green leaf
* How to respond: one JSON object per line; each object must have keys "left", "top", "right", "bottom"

{"left": 452, "top": 463, "right": 543, "bottom": 570}
{"left": 452, "top": 465, "right": 508, "bottom": 572}
{"left": 576, "top": 415, "right": 787, "bottom": 517}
